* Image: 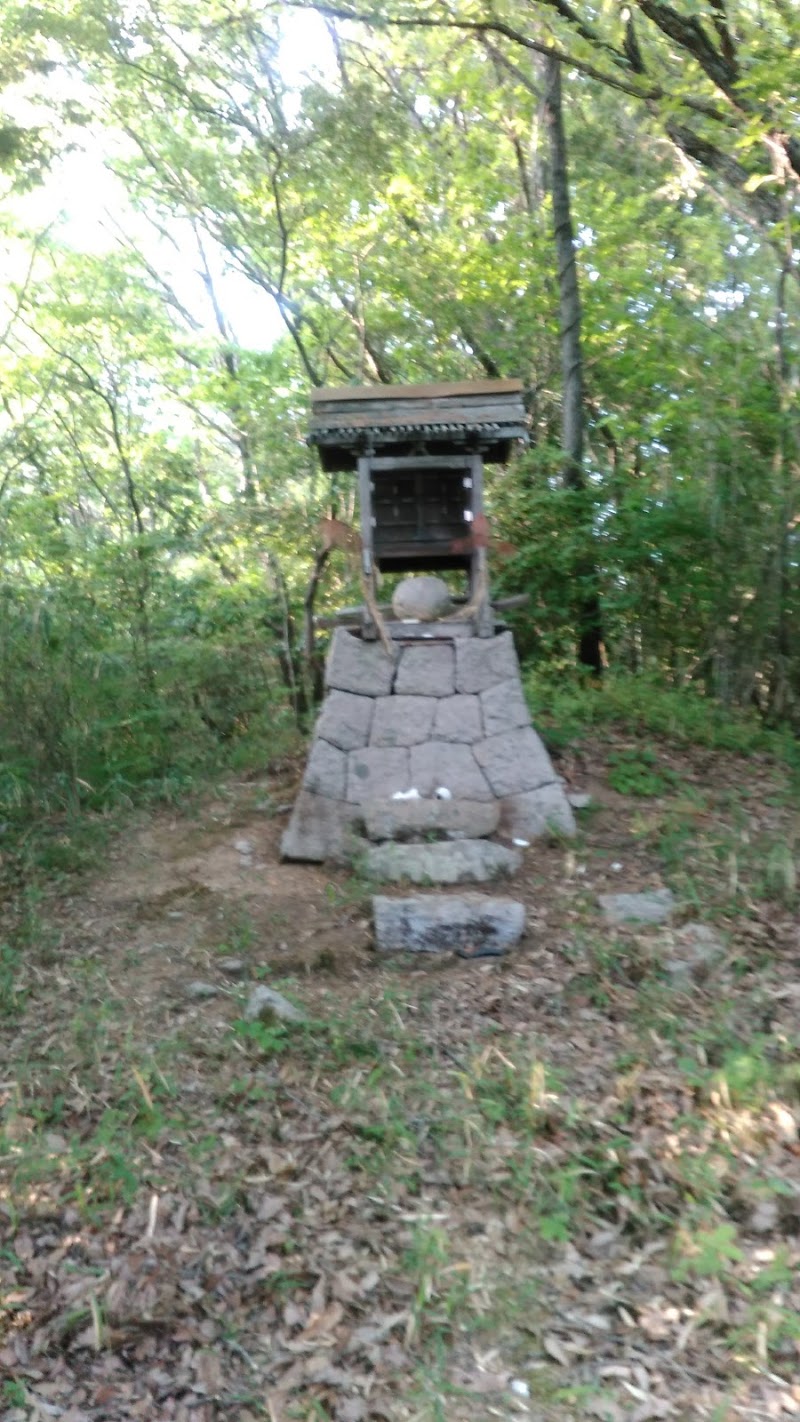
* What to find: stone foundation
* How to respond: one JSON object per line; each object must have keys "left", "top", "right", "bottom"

{"left": 281, "top": 627, "right": 575, "bottom": 863}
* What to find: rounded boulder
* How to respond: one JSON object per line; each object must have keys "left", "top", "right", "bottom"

{"left": 392, "top": 575, "right": 453, "bottom": 622}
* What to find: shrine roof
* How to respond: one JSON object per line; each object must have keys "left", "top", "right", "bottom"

{"left": 308, "top": 379, "right": 528, "bottom": 470}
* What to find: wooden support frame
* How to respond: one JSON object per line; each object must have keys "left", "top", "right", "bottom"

{"left": 355, "top": 446, "right": 495, "bottom": 639}
{"left": 357, "top": 453, "right": 377, "bottom": 641}
{"left": 468, "top": 452, "right": 493, "bottom": 637}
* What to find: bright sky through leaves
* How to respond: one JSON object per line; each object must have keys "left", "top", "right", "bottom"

{"left": 6, "top": 9, "right": 336, "bottom": 352}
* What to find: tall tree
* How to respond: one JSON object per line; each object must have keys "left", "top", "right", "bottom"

{"left": 542, "top": 51, "right": 604, "bottom": 672}
{"left": 309, "top": 0, "right": 800, "bottom": 256}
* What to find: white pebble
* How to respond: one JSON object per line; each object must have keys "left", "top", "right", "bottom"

{"left": 392, "top": 788, "right": 421, "bottom": 801}
{"left": 611, "top": 861, "right": 623, "bottom": 872}
{"left": 512, "top": 837, "right": 530, "bottom": 848}
{"left": 510, "top": 1378, "right": 530, "bottom": 1398}
{"left": 435, "top": 786, "right": 452, "bottom": 800}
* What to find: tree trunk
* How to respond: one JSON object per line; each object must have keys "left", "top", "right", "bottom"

{"left": 542, "top": 54, "right": 605, "bottom": 675}
{"left": 767, "top": 253, "right": 798, "bottom": 722}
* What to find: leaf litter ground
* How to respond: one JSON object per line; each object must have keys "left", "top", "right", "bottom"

{"left": 2, "top": 733, "right": 799, "bottom": 1422}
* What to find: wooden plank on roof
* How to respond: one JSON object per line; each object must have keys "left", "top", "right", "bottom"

{"left": 311, "top": 403, "right": 523, "bottom": 424}
{"left": 311, "top": 405, "right": 526, "bottom": 431}
{"left": 311, "top": 393, "right": 524, "bottom": 416}
{"left": 311, "top": 378, "right": 523, "bottom": 403}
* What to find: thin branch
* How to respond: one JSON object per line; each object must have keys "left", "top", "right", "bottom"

{"left": 0, "top": 226, "right": 52, "bottom": 352}
{"left": 292, "top": 3, "right": 729, "bottom": 121}
{"left": 51, "top": 411, "right": 125, "bottom": 519}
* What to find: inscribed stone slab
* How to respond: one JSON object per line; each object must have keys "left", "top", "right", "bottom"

{"left": 315, "top": 690, "right": 374, "bottom": 751}
{"left": 394, "top": 644, "right": 455, "bottom": 697}
{"left": 326, "top": 628, "right": 395, "bottom": 697}
{"left": 410, "top": 742, "right": 493, "bottom": 801}
{"left": 474, "top": 725, "right": 555, "bottom": 797}
{"left": 303, "top": 738, "right": 347, "bottom": 799}
{"left": 373, "top": 893, "right": 525, "bottom": 953}
{"left": 455, "top": 630, "right": 520, "bottom": 694}
{"left": 432, "top": 694, "right": 482, "bottom": 743}
{"left": 370, "top": 695, "right": 437, "bottom": 747}
{"left": 364, "top": 839, "right": 521, "bottom": 885}
{"left": 500, "top": 783, "right": 577, "bottom": 841}
{"left": 480, "top": 678, "right": 531, "bottom": 737}
{"left": 346, "top": 746, "right": 410, "bottom": 803}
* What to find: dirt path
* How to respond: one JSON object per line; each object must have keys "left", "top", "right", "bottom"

{"left": 2, "top": 746, "right": 800, "bottom": 1421}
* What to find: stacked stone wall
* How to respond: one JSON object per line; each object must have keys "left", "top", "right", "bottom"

{"left": 281, "top": 628, "right": 575, "bottom": 862}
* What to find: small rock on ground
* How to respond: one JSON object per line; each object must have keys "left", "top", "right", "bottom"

{"left": 186, "top": 981, "right": 220, "bottom": 1000}
{"left": 598, "top": 888, "right": 676, "bottom": 924}
{"left": 567, "top": 791, "right": 592, "bottom": 810}
{"left": 244, "top": 985, "right": 306, "bottom": 1025}
{"left": 663, "top": 921, "right": 726, "bottom": 981}
{"left": 217, "top": 957, "right": 247, "bottom": 977}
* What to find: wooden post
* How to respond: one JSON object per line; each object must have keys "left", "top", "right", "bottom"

{"left": 357, "top": 453, "right": 377, "bottom": 641}
{"left": 469, "top": 452, "right": 493, "bottom": 637}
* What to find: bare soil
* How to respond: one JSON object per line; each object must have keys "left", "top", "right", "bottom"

{"left": 2, "top": 739, "right": 799, "bottom": 1421}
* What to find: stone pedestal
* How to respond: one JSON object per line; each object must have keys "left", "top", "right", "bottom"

{"left": 281, "top": 627, "right": 575, "bottom": 863}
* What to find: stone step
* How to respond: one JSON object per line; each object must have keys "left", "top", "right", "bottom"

{"left": 363, "top": 838, "right": 521, "bottom": 885}
{"left": 362, "top": 797, "right": 500, "bottom": 843}
{"left": 373, "top": 893, "right": 525, "bottom": 954}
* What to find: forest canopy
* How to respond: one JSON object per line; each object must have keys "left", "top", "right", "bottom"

{"left": 0, "top": 0, "right": 798, "bottom": 816}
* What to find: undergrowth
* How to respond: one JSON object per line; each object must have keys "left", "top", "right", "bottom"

{"left": 525, "top": 667, "right": 800, "bottom": 770}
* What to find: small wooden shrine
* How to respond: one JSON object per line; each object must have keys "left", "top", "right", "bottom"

{"left": 309, "top": 379, "right": 528, "bottom": 636}
{"left": 280, "top": 377, "right": 577, "bottom": 865}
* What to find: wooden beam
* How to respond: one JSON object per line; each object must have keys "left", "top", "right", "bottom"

{"left": 369, "top": 454, "right": 473, "bottom": 471}
{"left": 311, "top": 378, "right": 523, "bottom": 402}
{"left": 314, "top": 592, "right": 528, "bottom": 629}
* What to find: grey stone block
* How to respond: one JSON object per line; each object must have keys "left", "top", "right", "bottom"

{"left": 455, "top": 630, "right": 520, "bottom": 693}
{"left": 363, "top": 797, "right": 500, "bottom": 842}
{"left": 501, "top": 784, "right": 577, "bottom": 840}
{"left": 373, "top": 893, "right": 525, "bottom": 953}
{"left": 281, "top": 790, "right": 360, "bottom": 862}
{"left": 371, "top": 696, "right": 437, "bottom": 747}
{"left": 326, "top": 628, "right": 395, "bottom": 696}
{"left": 315, "top": 690, "right": 374, "bottom": 751}
{"left": 364, "top": 839, "right": 521, "bottom": 885}
{"left": 346, "top": 747, "right": 410, "bottom": 803}
{"left": 410, "top": 742, "right": 493, "bottom": 801}
{"left": 474, "top": 726, "right": 556, "bottom": 797}
{"left": 599, "top": 889, "right": 676, "bottom": 925}
{"left": 303, "top": 738, "right": 347, "bottom": 799}
{"left": 394, "top": 644, "right": 455, "bottom": 696}
{"left": 480, "top": 678, "right": 531, "bottom": 737}
{"left": 433, "top": 694, "right": 483, "bottom": 743}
